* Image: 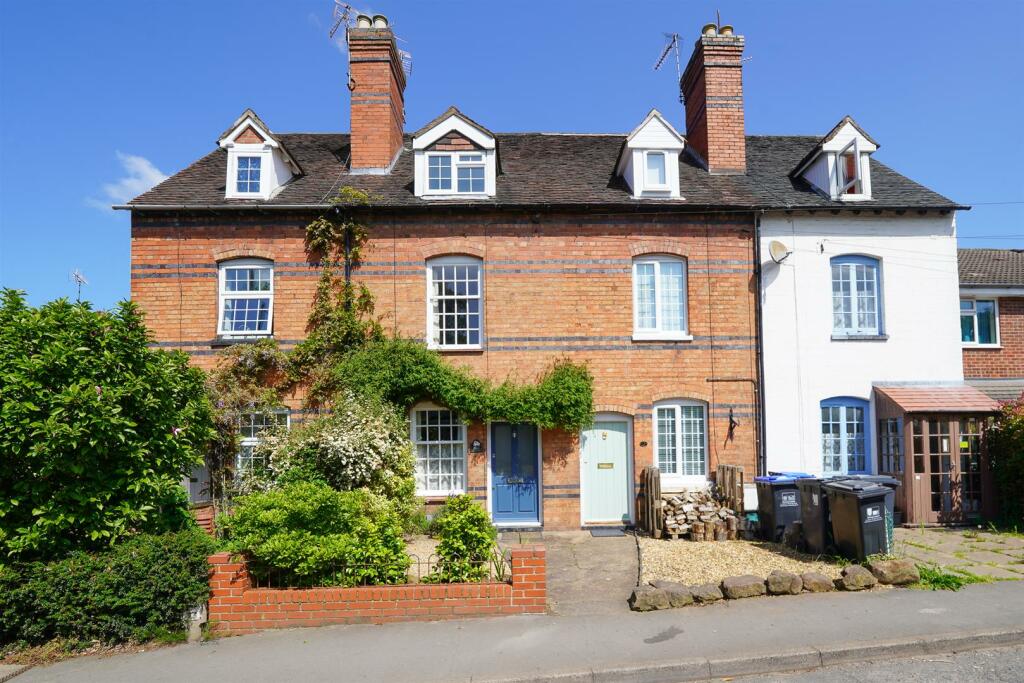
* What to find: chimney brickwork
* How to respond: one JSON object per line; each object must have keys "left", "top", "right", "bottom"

{"left": 680, "top": 31, "right": 746, "bottom": 175}
{"left": 348, "top": 23, "right": 406, "bottom": 171}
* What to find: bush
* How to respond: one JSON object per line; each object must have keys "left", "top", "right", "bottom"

{"left": 220, "top": 481, "right": 409, "bottom": 587}
{"left": 426, "top": 495, "right": 497, "bottom": 583}
{"left": 988, "top": 397, "right": 1024, "bottom": 526}
{"left": 0, "top": 528, "right": 215, "bottom": 647}
{"left": 0, "top": 290, "right": 214, "bottom": 560}
{"left": 241, "top": 390, "right": 416, "bottom": 520}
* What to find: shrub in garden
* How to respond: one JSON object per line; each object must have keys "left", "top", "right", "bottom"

{"left": 426, "top": 494, "right": 498, "bottom": 583}
{"left": 0, "top": 290, "right": 214, "bottom": 560}
{"left": 0, "top": 528, "right": 215, "bottom": 647}
{"left": 987, "top": 396, "right": 1024, "bottom": 526}
{"left": 220, "top": 480, "right": 410, "bottom": 587}
{"left": 243, "top": 390, "right": 417, "bottom": 519}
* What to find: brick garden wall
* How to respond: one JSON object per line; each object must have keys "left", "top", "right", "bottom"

{"left": 207, "top": 545, "right": 546, "bottom": 634}
{"left": 132, "top": 208, "right": 759, "bottom": 528}
{"left": 964, "top": 297, "right": 1024, "bottom": 379}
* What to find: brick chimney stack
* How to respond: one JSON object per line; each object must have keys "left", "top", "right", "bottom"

{"left": 680, "top": 23, "right": 746, "bottom": 175}
{"left": 348, "top": 14, "right": 406, "bottom": 173}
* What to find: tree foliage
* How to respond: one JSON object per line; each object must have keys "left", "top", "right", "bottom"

{"left": 0, "top": 290, "right": 214, "bottom": 560}
{"left": 987, "top": 396, "right": 1024, "bottom": 525}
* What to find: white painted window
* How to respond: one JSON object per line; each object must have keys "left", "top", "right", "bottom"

{"left": 219, "top": 259, "right": 273, "bottom": 337}
{"left": 410, "top": 407, "right": 466, "bottom": 496}
{"left": 960, "top": 299, "right": 998, "bottom": 346}
{"left": 427, "top": 256, "right": 482, "bottom": 348}
{"left": 821, "top": 399, "right": 868, "bottom": 475}
{"left": 654, "top": 401, "right": 707, "bottom": 486}
{"left": 236, "top": 156, "right": 262, "bottom": 194}
{"left": 236, "top": 410, "right": 289, "bottom": 474}
{"left": 831, "top": 255, "right": 882, "bottom": 336}
{"left": 632, "top": 256, "right": 689, "bottom": 340}
{"left": 644, "top": 151, "right": 668, "bottom": 190}
{"left": 426, "top": 153, "right": 486, "bottom": 195}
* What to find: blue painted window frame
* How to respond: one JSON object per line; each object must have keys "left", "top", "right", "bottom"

{"left": 820, "top": 396, "right": 871, "bottom": 475}
{"left": 830, "top": 255, "right": 883, "bottom": 336}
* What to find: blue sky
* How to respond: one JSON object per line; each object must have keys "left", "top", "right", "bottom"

{"left": 1, "top": 0, "right": 1022, "bottom": 309}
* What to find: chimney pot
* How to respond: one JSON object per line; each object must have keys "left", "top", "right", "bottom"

{"left": 702, "top": 23, "right": 717, "bottom": 37}
{"left": 719, "top": 24, "right": 734, "bottom": 36}
{"left": 355, "top": 14, "right": 372, "bottom": 28}
{"left": 372, "top": 14, "right": 389, "bottom": 28}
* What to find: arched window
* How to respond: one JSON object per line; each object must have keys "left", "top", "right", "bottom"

{"left": 821, "top": 397, "right": 870, "bottom": 475}
{"left": 653, "top": 399, "right": 707, "bottom": 487}
{"left": 218, "top": 258, "right": 273, "bottom": 337}
{"left": 426, "top": 255, "right": 483, "bottom": 349}
{"left": 409, "top": 403, "right": 467, "bottom": 496}
{"left": 831, "top": 255, "right": 882, "bottom": 337}
{"left": 632, "top": 255, "right": 688, "bottom": 340}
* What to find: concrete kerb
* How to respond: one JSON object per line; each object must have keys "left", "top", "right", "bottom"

{"left": 477, "top": 627, "right": 1024, "bottom": 683}
{"left": 0, "top": 665, "right": 31, "bottom": 683}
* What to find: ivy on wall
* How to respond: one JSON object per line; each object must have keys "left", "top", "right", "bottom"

{"left": 208, "top": 187, "right": 595, "bottom": 442}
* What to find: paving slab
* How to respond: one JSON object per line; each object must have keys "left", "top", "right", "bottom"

{"left": 955, "top": 564, "right": 1024, "bottom": 580}
{"left": 960, "top": 550, "right": 1021, "bottom": 565}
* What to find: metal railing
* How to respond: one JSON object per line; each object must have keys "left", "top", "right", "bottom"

{"left": 247, "top": 550, "right": 513, "bottom": 589}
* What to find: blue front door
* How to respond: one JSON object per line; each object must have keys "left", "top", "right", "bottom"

{"left": 491, "top": 423, "right": 540, "bottom": 524}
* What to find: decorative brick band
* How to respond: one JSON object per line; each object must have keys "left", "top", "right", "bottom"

{"left": 207, "top": 545, "right": 546, "bottom": 635}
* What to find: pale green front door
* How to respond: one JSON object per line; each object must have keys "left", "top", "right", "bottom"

{"left": 581, "top": 420, "right": 631, "bottom": 523}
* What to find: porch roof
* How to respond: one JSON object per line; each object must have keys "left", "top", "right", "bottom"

{"left": 874, "top": 384, "right": 999, "bottom": 414}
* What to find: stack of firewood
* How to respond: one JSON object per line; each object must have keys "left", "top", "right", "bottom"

{"left": 660, "top": 488, "right": 747, "bottom": 541}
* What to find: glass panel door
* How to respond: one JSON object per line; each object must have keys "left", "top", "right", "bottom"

{"left": 959, "top": 418, "right": 983, "bottom": 518}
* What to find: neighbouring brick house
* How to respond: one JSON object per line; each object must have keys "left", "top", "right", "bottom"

{"left": 960, "top": 249, "right": 1024, "bottom": 402}
{"left": 121, "top": 17, "right": 967, "bottom": 529}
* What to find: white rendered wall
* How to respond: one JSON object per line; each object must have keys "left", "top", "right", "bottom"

{"left": 760, "top": 212, "right": 963, "bottom": 475}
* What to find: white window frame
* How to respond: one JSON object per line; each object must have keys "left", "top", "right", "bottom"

{"left": 236, "top": 410, "right": 290, "bottom": 474}
{"left": 426, "top": 255, "right": 484, "bottom": 350}
{"left": 831, "top": 256, "right": 882, "bottom": 337}
{"left": 234, "top": 155, "right": 262, "bottom": 194}
{"left": 225, "top": 147, "right": 273, "bottom": 200}
{"left": 960, "top": 298, "right": 1000, "bottom": 347}
{"left": 653, "top": 400, "right": 708, "bottom": 489}
{"left": 423, "top": 152, "right": 487, "bottom": 196}
{"left": 643, "top": 151, "right": 669, "bottom": 191}
{"left": 834, "top": 139, "right": 871, "bottom": 201}
{"left": 218, "top": 258, "right": 274, "bottom": 338}
{"left": 632, "top": 255, "right": 691, "bottom": 341}
{"left": 410, "top": 403, "right": 467, "bottom": 497}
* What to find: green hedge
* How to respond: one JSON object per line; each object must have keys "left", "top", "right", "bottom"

{"left": 220, "top": 480, "right": 410, "bottom": 587}
{"left": 426, "top": 495, "right": 498, "bottom": 583}
{"left": 0, "top": 528, "right": 215, "bottom": 647}
{"left": 988, "top": 397, "right": 1024, "bottom": 525}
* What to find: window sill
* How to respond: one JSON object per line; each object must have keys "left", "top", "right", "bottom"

{"left": 632, "top": 333, "right": 694, "bottom": 342}
{"left": 429, "top": 344, "right": 484, "bottom": 353}
{"left": 418, "top": 492, "right": 466, "bottom": 500}
{"left": 660, "top": 475, "right": 709, "bottom": 492}
{"left": 962, "top": 344, "right": 1002, "bottom": 349}
{"left": 421, "top": 192, "right": 492, "bottom": 200}
{"left": 831, "top": 334, "right": 888, "bottom": 342}
{"left": 212, "top": 335, "right": 273, "bottom": 347}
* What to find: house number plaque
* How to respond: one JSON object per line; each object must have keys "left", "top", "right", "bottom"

{"left": 597, "top": 462, "right": 614, "bottom": 469}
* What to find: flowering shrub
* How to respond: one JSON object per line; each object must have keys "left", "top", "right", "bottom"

{"left": 987, "top": 396, "right": 1024, "bottom": 525}
{"left": 241, "top": 390, "right": 416, "bottom": 518}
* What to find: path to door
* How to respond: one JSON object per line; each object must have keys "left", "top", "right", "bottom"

{"left": 501, "top": 530, "right": 639, "bottom": 616}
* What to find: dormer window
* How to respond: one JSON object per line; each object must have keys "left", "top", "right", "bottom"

{"left": 236, "top": 156, "right": 262, "bottom": 194}
{"left": 617, "top": 109, "right": 685, "bottom": 199}
{"left": 217, "top": 109, "right": 301, "bottom": 201}
{"left": 791, "top": 116, "right": 877, "bottom": 202}
{"left": 413, "top": 107, "right": 497, "bottom": 199}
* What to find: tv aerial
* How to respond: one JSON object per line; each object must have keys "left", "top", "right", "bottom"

{"left": 653, "top": 33, "right": 682, "bottom": 102}
{"left": 70, "top": 269, "right": 89, "bottom": 301}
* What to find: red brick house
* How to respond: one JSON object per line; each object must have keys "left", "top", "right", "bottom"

{"left": 122, "top": 17, "right": 958, "bottom": 529}
{"left": 960, "top": 249, "right": 1024, "bottom": 402}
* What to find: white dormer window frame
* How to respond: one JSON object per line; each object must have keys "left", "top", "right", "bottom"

{"left": 643, "top": 151, "right": 670, "bottom": 192}
{"left": 225, "top": 146, "right": 274, "bottom": 199}
{"left": 217, "top": 112, "right": 299, "bottom": 201}
{"left": 617, "top": 109, "right": 685, "bottom": 200}
{"left": 413, "top": 111, "right": 497, "bottom": 199}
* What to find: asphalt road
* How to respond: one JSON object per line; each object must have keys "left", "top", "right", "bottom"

{"left": 741, "top": 644, "right": 1024, "bottom": 682}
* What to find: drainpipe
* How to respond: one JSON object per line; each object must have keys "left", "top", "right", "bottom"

{"left": 753, "top": 212, "right": 767, "bottom": 477}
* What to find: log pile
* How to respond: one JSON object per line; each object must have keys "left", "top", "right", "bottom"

{"left": 660, "top": 488, "right": 748, "bottom": 541}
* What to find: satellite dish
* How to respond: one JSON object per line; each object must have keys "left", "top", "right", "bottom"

{"left": 768, "top": 240, "right": 792, "bottom": 264}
